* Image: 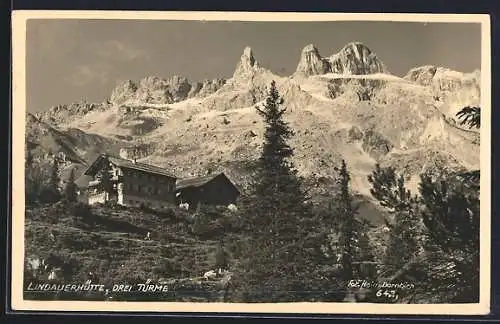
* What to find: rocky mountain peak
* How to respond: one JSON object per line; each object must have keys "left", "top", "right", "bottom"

{"left": 294, "top": 41, "right": 388, "bottom": 77}
{"left": 403, "top": 65, "right": 438, "bottom": 86}
{"left": 302, "top": 43, "right": 320, "bottom": 54}
{"left": 329, "top": 41, "right": 388, "bottom": 75}
{"left": 242, "top": 46, "right": 256, "bottom": 66}
{"left": 295, "top": 44, "right": 330, "bottom": 76}
{"left": 110, "top": 79, "right": 138, "bottom": 105}
{"left": 233, "top": 46, "right": 261, "bottom": 79}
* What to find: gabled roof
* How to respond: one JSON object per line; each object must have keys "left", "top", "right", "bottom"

{"left": 175, "top": 173, "right": 221, "bottom": 190}
{"left": 83, "top": 154, "right": 177, "bottom": 179}
{"left": 75, "top": 174, "right": 93, "bottom": 189}
{"left": 175, "top": 172, "right": 239, "bottom": 192}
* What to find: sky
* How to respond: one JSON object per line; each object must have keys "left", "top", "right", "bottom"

{"left": 26, "top": 19, "right": 482, "bottom": 113}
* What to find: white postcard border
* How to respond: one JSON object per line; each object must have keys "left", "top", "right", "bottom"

{"left": 10, "top": 10, "right": 492, "bottom": 315}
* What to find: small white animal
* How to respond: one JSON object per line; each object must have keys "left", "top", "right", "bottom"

{"left": 144, "top": 232, "right": 151, "bottom": 240}
{"left": 227, "top": 204, "right": 238, "bottom": 212}
{"left": 203, "top": 270, "right": 217, "bottom": 280}
{"left": 382, "top": 226, "right": 390, "bottom": 232}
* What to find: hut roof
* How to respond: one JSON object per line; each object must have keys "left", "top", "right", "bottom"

{"left": 74, "top": 174, "right": 93, "bottom": 189}
{"left": 83, "top": 154, "right": 177, "bottom": 179}
{"left": 175, "top": 173, "right": 224, "bottom": 190}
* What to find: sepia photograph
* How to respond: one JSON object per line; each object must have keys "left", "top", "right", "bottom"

{"left": 10, "top": 11, "right": 491, "bottom": 315}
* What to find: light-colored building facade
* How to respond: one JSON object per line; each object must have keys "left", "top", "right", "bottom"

{"left": 78, "top": 154, "right": 177, "bottom": 210}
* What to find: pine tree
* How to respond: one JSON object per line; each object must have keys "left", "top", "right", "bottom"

{"left": 418, "top": 172, "right": 479, "bottom": 302}
{"left": 455, "top": 106, "right": 480, "bottom": 183}
{"left": 25, "top": 148, "right": 36, "bottom": 203}
{"left": 26, "top": 148, "right": 33, "bottom": 168}
{"left": 356, "top": 231, "right": 375, "bottom": 262}
{"left": 367, "top": 164, "right": 419, "bottom": 274}
{"left": 232, "top": 81, "right": 323, "bottom": 302}
{"left": 336, "top": 159, "right": 366, "bottom": 280}
{"left": 26, "top": 161, "right": 43, "bottom": 204}
{"left": 456, "top": 106, "right": 480, "bottom": 129}
{"left": 45, "top": 155, "right": 61, "bottom": 203}
{"left": 98, "top": 156, "right": 115, "bottom": 202}
{"left": 64, "top": 168, "right": 78, "bottom": 202}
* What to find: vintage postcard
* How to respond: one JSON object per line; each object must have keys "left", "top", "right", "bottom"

{"left": 10, "top": 11, "right": 491, "bottom": 315}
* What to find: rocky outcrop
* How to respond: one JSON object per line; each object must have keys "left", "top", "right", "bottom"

{"left": 26, "top": 112, "right": 125, "bottom": 166}
{"left": 189, "top": 78, "right": 226, "bottom": 98}
{"left": 346, "top": 125, "right": 393, "bottom": 160}
{"left": 361, "top": 129, "right": 394, "bottom": 160}
{"left": 326, "top": 78, "right": 386, "bottom": 101}
{"left": 328, "top": 42, "right": 388, "bottom": 75}
{"left": 134, "top": 76, "right": 175, "bottom": 104}
{"left": 294, "top": 42, "right": 388, "bottom": 77}
{"left": 404, "top": 65, "right": 480, "bottom": 91}
{"left": 233, "top": 46, "right": 263, "bottom": 80}
{"left": 166, "top": 75, "right": 192, "bottom": 102}
{"left": 110, "top": 80, "right": 138, "bottom": 105}
{"left": 35, "top": 101, "right": 109, "bottom": 126}
{"left": 404, "top": 66, "right": 481, "bottom": 119}
{"left": 404, "top": 65, "right": 438, "bottom": 86}
{"left": 295, "top": 44, "right": 331, "bottom": 76}
{"left": 203, "top": 88, "right": 266, "bottom": 111}
{"left": 111, "top": 76, "right": 226, "bottom": 106}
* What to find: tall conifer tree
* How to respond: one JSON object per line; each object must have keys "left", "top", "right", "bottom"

{"left": 367, "top": 164, "right": 419, "bottom": 274}
{"left": 64, "top": 168, "right": 78, "bottom": 202}
{"left": 418, "top": 172, "right": 479, "bottom": 302}
{"left": 47, "top": 155, "right": 61, "bottom": 202}
{"left": 232, "top": 81, "right": 322, "bottom": 302}
{"left": 98, "top": 155, "right": 116, "bottom": 201}
{"left": 336, "top": 160, "right": 371, "bottom": 280}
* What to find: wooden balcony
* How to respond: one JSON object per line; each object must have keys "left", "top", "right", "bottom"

{"left": 88, "top": 175, "right": 121, "bottom": 188}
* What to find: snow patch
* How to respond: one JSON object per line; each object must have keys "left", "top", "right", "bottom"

{"left": 318, "top": 73, "right": 406, "bottom": 82}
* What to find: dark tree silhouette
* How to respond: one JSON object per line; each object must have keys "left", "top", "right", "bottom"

{"left": 456, "top": 106, "right": 480, "bottom": 129}
{"left": 40, "top": 155, "right": 62, "bottom": 203}
{"left": 98, "top": 156, "right": 116, "bottom": 202}
{"left": 367, "top": 164, "right": 419, "bottom": 274}
{"left": 418, "top": 172, "right": 480, "bottom": 302}
{"left": 231, "top": 81, "right": 324, "bottom": 302}
{"left": 64, "top": 168, "right": 78, "bottom": 202}
{"left": 336, "top": 159, "right": 360, "bottom": 280}
{"left": 456, "top": 106, "right": 481, "bottom": 184}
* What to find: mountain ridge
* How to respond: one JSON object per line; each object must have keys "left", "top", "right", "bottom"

{"left": 27, "top": 42, "right": 480, "bottom": 200}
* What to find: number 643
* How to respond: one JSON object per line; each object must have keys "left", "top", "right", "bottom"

{"left": 376, "top": 289, "right": 398, "bottom": 299}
